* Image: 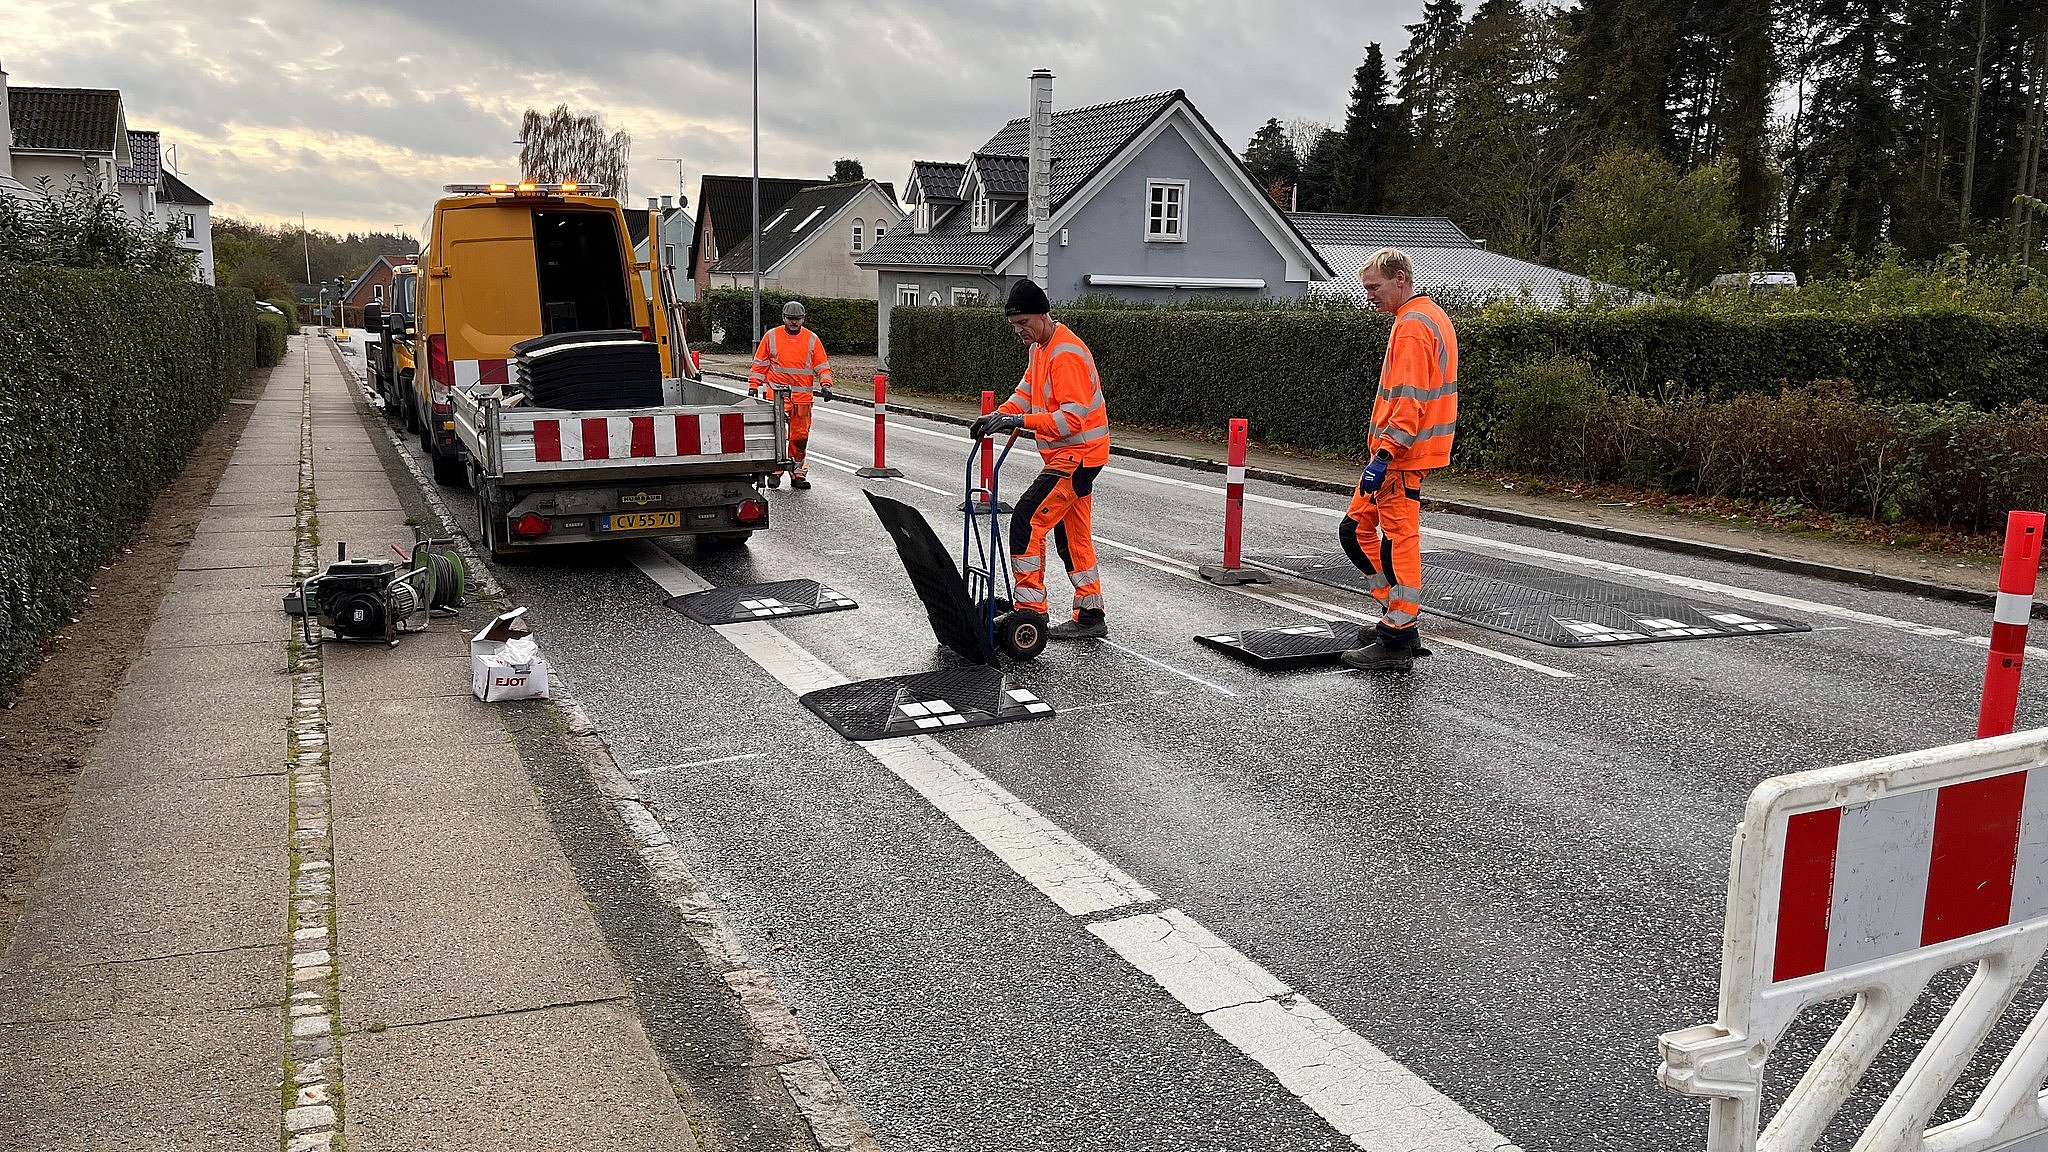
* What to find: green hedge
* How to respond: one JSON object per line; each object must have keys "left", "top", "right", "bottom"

{"left": 888, "top": 303, "right": 2048, "bottom": 461}
{"left": 0, "top": 270, "right": 259, "bottom": 700}
{"left": 705, "top": 288, "right": 877, "bottom": 354}
{"left": 256, "top": 312, "right": 291, "bottom": 366}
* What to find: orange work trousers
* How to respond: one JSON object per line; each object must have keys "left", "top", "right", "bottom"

{"left": 1341, "top": 470, "right": 1426, "bottom": 633}
{"left": 773, "top": 401, "right": 812, "bottom": 479}
{"left": 1009, "top": 465, "right": 1104, "bottom": 619}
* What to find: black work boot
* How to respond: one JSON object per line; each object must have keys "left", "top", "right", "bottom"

{"left": 792, "top": 474, "right": 812, "bottom": 490}
{"left": 766, "top": 473, "right": 782, "bottom": 489}
{"left": 1341, "top": 624, "right": 1420, "bottom": 672}
{"left": 1048, "top": 609, "right": 1108, "bottom": 640}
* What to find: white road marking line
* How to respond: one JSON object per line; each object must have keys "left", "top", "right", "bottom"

{"left": 1956, "top": 633, "right": 2048, "bottom": 659}
{"left": 631, "top": 753, "right": 765, "bottom": 777}
{"left": 806, "top": 448, "right": 953, "bottom": 497}
{"left": 624, "top": 539, "right": 1513, "bottom": 1151}
{"left": 1101, "top": 638, "right": 1240, "bottom": 699}
{"left": 1092, "top": 910, "right": 1519, "bottom": 1151}
{"left": 1277, "top": 592, "right": 1576, "bottom": 680}
{"left": 1094, "top": 460, "right": 2008, "bottom": 654}
{"left": 628, "top": 541, "right": 1157, "bottom": 918}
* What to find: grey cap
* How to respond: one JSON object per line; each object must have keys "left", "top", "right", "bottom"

{"left": 782, "top": 300, "right": 805, "bottom": 319}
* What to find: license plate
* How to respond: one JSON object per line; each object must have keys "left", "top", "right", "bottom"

{"left": 601, "top": 511, "right": 683, "bottom": 532}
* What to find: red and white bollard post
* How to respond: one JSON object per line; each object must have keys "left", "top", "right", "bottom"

{"left": 856, "top": 371, "right": 904, "bottom": 478}
{"left": 1200, "top": 418, "right": 1271, "bottom": 585}
{"left": 1978, "top": 510, "right": 2045, "bottom": 738}
{"left": 963, "top": 389, "right": 1012, "bottom": 514}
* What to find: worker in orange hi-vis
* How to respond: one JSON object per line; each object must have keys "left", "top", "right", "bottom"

{"left": 1340, "top": 247, "right": 1458, "bottom": 673}
{"left": 747, "top": 300, "right": 834, "bottom": 489}
{"left": 969, "top": 279, "right": 1110, "bottom": 640}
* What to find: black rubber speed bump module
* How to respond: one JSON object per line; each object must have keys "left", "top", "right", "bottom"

{"left": 1196, "top": 621, "right": 1369, "bottom": 670}
{"left": 801, "top": 664, "right": 1055, "bottom": 741}
{"left": 668, "top": 580, "right": 858, "bottom": 625}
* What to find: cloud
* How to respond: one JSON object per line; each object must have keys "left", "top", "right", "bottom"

{"left": 6, "top": 0, "right": 1418, "bottom": 233}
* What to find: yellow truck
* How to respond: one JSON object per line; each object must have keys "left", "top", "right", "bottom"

{"left": 414, "top": 181, "right": 785, "bottom": 554}
{"left": 363, "top": 263, "right": 417, "bottom": 424}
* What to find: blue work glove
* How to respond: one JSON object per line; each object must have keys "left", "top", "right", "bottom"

{"left": 1359, "top": 449, "right": 1392, "bottom": 494}
{"left": 970, "top": 412, "right": 1024, "bottom": 440}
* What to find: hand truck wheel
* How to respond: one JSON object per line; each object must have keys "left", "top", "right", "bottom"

{"left": 994, "top": 610, "right": 1048, "bottom": 662}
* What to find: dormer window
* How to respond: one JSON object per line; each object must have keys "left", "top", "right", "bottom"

{"left": 971, "top": 194, "right": 991, "bottom": 233}
{"left": 914, "top": 203, "right": 932, "bottom": 234}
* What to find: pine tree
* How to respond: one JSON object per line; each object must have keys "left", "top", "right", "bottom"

{"left": 1297, "top": 130, "right": 1345, "bottom": 212}
{"left": 1396, "top": 0, "right": 1466, "bottom": 146}
{"left": 1242, "top": 118, "right": 1301, "bottom": 199}
{"left": 1333, "top": 44, "right": 1400, "bottom": 213}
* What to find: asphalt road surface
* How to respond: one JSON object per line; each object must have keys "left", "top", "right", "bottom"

{"left": 359, "top": 349, "right": 2046, "bottom": 1152}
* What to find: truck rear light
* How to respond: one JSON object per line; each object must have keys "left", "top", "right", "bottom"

{"left": 735, "top": 498, "right": 767, "bottom": 525}
{"left": 426, "top": 334, "right": 450, "bottom": 387}
{"left": 510, "top": 513, "right": 552, "bottom": 538}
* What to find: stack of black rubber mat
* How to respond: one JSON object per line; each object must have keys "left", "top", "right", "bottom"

{"left": 511, "top": 329, "right": 663, "bottom": 409}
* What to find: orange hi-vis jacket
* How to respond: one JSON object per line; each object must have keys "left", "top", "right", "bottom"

{"left": 1371, "top": 293, "right": 1459, "bottom": 470}
{"left": 748, "top": 326, "right": 832, "bottom": 404}
{"left": 998, "top": 321, "right": 1110, "bottom": 470}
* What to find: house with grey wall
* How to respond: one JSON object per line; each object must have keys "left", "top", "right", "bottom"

{"left": 707, "top": 179, "right": 902, "bottom": 300}
{"left": 857, "top": 70, "right": 1331, "bottom": 361}
{"left": 1291, "top": 212, "right": 1617, "bottom": 309}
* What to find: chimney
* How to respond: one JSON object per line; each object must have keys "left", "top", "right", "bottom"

{"left": 1027, "top": 68, "right": 1054, "bottom": 287}
{"left": 646, "top": 195, "right": 659, "bottom": 211}
{"left": 661, "top": 194, "right": 672, "bottom": 211}
{"left": 0, "top": 56, "right": 12, "bottom": 176}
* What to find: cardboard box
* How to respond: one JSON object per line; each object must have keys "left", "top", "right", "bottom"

{"left": 470, "top": 607, "right": 550, "bottom": 701}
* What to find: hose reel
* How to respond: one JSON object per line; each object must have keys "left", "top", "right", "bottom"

{"left": 286, "top": 538, "right": 467, "bottom": 647}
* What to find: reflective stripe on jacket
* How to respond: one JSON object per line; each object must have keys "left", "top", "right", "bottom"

{"left": 1369, "top": 294, "right": 1458, "bottom": 470}
{"left": 748, "top": 326, "right": 832, "bottom": 400}
{"left": 998, "top": 321, "right": 1110, "bottom": 469}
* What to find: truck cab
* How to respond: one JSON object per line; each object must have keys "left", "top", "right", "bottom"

{"left": 365, "top": 264, "right": 419, "bottom": 426}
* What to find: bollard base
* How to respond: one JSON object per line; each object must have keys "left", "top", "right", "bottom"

{"left": 1200, "top": 564, "right": 1272, "bottom": 586}
{"left": 961, "top": 499, "right": 1015, "bottom": 515}
{"left": 856, "top": 466, "right": 905, "bottom": 478}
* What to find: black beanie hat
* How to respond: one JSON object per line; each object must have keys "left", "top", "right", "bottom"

{"left": 1005, "top": 279, "right": 1051, "bottom": 316}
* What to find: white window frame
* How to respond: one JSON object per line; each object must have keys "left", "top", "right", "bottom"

{"left": 970, "top": 194, "right": 990, "bottom": 233}
{"left": 1145, "top": 179, "right": 1188, "bottom": 243}
{"left": 896, "top": 283, "right": 920, "bottom": 306}
{"left": 927, "top": 292, "right": 942, "bottom": 305}
{"left": 950, "top": 287, "right": 980, "bottom": 306}
{"left": 373, "top": 284, "right": 384, "bottom": 303}
{"left": 913, "top": 203, "right": 931, "bottom": 234}
{"left": 852, "top": 221, "right": 864, "bottom": 252}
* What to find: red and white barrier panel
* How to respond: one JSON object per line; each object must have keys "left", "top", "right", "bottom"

{"left": 452, "top": 359, "right": 509, "bottom": 389}
{"left": 1199, "top": 418, "right": 1269, "bottom": 585}
{"left": 856, "top": 371, "right": 903, "bottom": 479}
{"left": 1661, "top": 730, "right": 2048, "bottom": 1152}
{"left": 531, "top": 413, "right": 748, "bottom": 463}
{"left": 1980, "top": 511, "right": 2044, "bottom": 738}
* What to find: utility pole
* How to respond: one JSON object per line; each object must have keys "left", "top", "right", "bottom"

{"left": 751, "top": 0, "right": 762, "bottom": 345}
{"left": 652, "top": 157, "right": 689, "bottom": 209}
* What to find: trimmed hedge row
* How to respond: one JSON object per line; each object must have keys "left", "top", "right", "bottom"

{"left": 257, "top": 312, "right": 291, "bottom": 367}
{"left": 704, "top": 288, "right": 878, "bottom": 354}
{"left": 887, "top": 303, "right": 2048, "bottom": 461}
{"left": 0, "top": 270, "right": 259, "bottom": 700}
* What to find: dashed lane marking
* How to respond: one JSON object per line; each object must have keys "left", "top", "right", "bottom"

{"left": 622, "top": 538, "right": 1519, "bottom": 1152}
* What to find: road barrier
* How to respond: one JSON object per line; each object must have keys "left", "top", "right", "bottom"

{"left": 1660, "top": 729, "right": 2048, "bottom": 1152}
{"left": 1980, "top": 512, "right": 2044, "bottom": 738}
{"left": 856, "top": 371, "right": 904, "bottom": 479}
{"left": 962, "top": 389, "right": 1010, "bottom": 514}
{"left": 1200, "top": 417, "right": 1269, "bottom": 586}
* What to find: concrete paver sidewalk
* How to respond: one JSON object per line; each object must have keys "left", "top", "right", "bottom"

{"left": 0, "top": 337, "right": 699, "bottom": 1151}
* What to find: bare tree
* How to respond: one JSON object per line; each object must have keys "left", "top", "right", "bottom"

{"left": 519, "top": 105, "right": 632, "bottom": 200}
{"left": 1285, "top": 118, "right": 1334, "bottom": 168}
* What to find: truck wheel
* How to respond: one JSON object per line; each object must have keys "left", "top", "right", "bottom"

{"left": 432, "top": 450, "right": 467, "bottom": 488}
{"left": 994, "top": 611, "right": 1047, "bottom": 662}
{"left": 700, "top": 531, "right": 753, "bottom": 549}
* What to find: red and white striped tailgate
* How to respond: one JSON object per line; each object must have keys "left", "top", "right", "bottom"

{"left": 1771, "top": 768, "right": 2047, "bottom": 981}
{"left": 531, "top": 412, "right": 750, "bottom": 463}
{"left": 453, "top": 359, "right": 509, "bottom": 389}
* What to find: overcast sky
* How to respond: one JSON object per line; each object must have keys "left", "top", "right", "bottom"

{"left": 4, "top": 1, "right": 1425, "bottom": 237}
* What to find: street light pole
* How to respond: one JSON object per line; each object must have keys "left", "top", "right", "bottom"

{"left": 301, "top": 212, "right": 312, "bottom": 285}
{"left": 751, "top": 0, "right": 761, "bottom": 345}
